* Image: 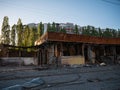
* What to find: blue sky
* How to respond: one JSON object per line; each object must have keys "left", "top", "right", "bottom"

{"left": 0, "top": 0, "right": 120, "bottom": 30}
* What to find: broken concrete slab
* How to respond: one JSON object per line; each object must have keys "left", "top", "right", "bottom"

{"left": 2, "top": 78, "right": 45, "bottom": 90}
{"left": 100, "top": 62, "right": 106, "bottom": 66}
{"left": 2, "top": 85, "right": 22, "bottom": 90}
{"left": 22, "top": 77, "right": 45, "bottom": 89}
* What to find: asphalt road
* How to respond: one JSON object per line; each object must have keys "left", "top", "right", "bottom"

{"left": 0, "top": 65, "right": 120, "bottom": 90}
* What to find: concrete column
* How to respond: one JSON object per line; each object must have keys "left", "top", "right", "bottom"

{"left": 88, "top": 45, "right": 91, "bottom": 62}
{"left": 60, "top": 43, "right": 63, "bottom": 56}
{"left": 82, "top": 44, "right": 84, "bottom": 56}
{"left": 91, "top": 48, "right": 95, "bottom": 64}
{"left": 54, "top": 44, "right": 56, "bottom": 56}
{"left": 41, "top": 49, "right": 43, "bottom": 66}
{"left": 42, "top": 48, "right": 45, "bottom": 65}
{"left": 88, "top": 45, "right": 95, "bottom": 64}
{"left": 43, "top": 49, "right": 47, "bottom": 65}
{"left": 103, "top": 46, "right": 106, "bottom": 56}
{"left": 113, "top": 46, "right": 116, "bottom": 64}
{"left": 37, "top": 49, "right": 40, "bottom": 65}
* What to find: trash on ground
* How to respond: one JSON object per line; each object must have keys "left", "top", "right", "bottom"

{"left": 100, "top": 62, "right": 106, "bottom": 66}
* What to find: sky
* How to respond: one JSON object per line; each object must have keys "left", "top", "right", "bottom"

{"left": 0, "top": 0, "right": 120, "bottom": 31}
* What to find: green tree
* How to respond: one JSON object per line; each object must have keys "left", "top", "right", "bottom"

{"left": 23, "top": 25, "right": 30, "bottom": 46}
{"left": 111, "top": 29, "right": 117, "bottom": 37}
{"left": 29, "top": 27, "right": 35, "bottom": 46}
{"left": 90, "top": 27, "right": 99, "bottom": 36}
{"left": 11, "top": 24, "right": 16, "bottom": 46}
{"left": 98, "top": 27, "right": 102, "bottom": 37}
{"left": 16, "top": 18, "right": 23, "bottom": 46}
{"left": 51, "top": 22, "right": 56, "bottom": 32}
{"left": 1, "top": 16, "right": 10, "bottom": 44}
{"left": 82, "top": 26, "right": 90, "bottom": 35}
{"left": 74, "top": 24, "right": 79, "bottom": 34}
{"left": 47, "top": 23, "right": 52, "bottom": 32}
{"left": 118, "top": 29, "right": 120, "bottom": 37}
{"left": 30, "top": 26, "right": 38, "bottom": 45}
{"left": 102, "top": 28, "right": 112, "bottom": 37}
{"left": 37, "top": 22, "right": 43, "bottom": 38}
{"left": 40, "top": 22, "right": 44, "bottom": 36}
{"left": 60, "top": 28, "right": 66, "bottom": 33}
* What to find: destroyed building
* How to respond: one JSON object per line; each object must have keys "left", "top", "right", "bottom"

{"left": 0, "top": 22, "right": 120, "bottom": 66}
{"left": 35, "top": 31, "right": 120, "bottom": 66}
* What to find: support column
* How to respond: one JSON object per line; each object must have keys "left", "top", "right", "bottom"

{"left": 81, "top": 44, "right": 86, "bottom": 64}
{"left": 38, "top": 48, "right": 40, "bottom": 65}
{"left": 54, "top": 44, "right": 56, "bottom": 57}
{"left": 41, "top": 48, "right": 45, "bottom": 66}
{"left": 19, "top": 49, "right": 21, "bottom": 57}
{"left": 103, "top": 46, "right": 106, "bottom": 56}
{"left": 7, "top": 49, "right": 9, "bottom": 57}
{"left": 42, "top": 48, "right": 46, "bottom": 65}
{"left": 88, "top": 45, "right": 91, "bottom": 62}
{"left": 82, "top": 44, "right": 84, "bottom": 57}
{"left": 40, "top": 49, "right": 43, "bottom": 66}
{"left": 88, "top": 45, "right": 95, "bottom": 64}
{"left": 60, "top": 43, "right": 63, "bottom": 56}
{"left": 54, "top": 43, "right": 59, "bottom": 67}
{"left": 113, "top": 46, "right": 116, "bottom": 64}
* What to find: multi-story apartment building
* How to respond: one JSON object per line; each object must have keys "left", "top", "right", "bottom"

{"left": 59, "top": 23, "right": 74, "bottom": 34}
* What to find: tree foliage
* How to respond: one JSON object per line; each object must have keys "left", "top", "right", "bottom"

{"left": 47, "top": 22, "right": 57, "bottom": 32}
{"left": 118, "top": 29, "right": 120, "bottom": 37}
{"left": 29, "top": 26, "right": 38, "bottom": 46}
{"left": 51, "top": 22, "right": 56, "bottom": 32}
{"left": 16, "top": 18, "right": 23, "bottom": 46}
{"left": 60, "top": 28, "right": 66, "bottom": 33}
{"left": 90, "top": 27, "right": 99, "bottom": 36}
{"left": 37, "top": 22, "right": 43, "bottom": 38}
{"left": 1, "top": 16, "right": 10, "bottom": 44}
{"left": 23, "top": 25, "right": 30, "bottom": 46}
{"left": 102, "top": 28, "right": 112, "bottom": 38}
{"left": 11, "top": 24, "right": 16, "bottom": 46}
{"left": 47, "top": 23, "right": 52, "bottom": 32}
{"left": 74, "top": 24, "right": 79, "bottom": 34}
{"left": 29, "top": 27, "right": 35, "bottom": 46}
{"left": 111, "top": 29, "right": 117, "bottom": 37}
{"left": 82, "top": 26, "right": 90, "bottom": 35}
{"left": 98, "top": 27, "right": 102, "bottom": 37}
{"left": 1, "top": 16, "right": 120, "bottom": 48}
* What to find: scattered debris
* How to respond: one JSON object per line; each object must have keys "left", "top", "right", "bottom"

{"left": 63, "top": 64, "right": 70, "bottom": 67}
{"left": 34, "top": 67, "right": 48, "bottom": 71}
{"left": 47, "top": 84, "right": 51, "bottom": 87}
{"left": 70, "top": 64, "right": 83, "bottom": 68}
{"left": 100, "top": 62, "right": 106, "bottom": 66}
{"left": 83, "top": 64, "right": 92, "bottom": 67}
{"left": 87, "top": 78, "right": 101, "bottom": 82}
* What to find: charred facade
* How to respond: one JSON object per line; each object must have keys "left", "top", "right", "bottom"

{"left": 35, "top": 32, "right": 120, "bottom": 66}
